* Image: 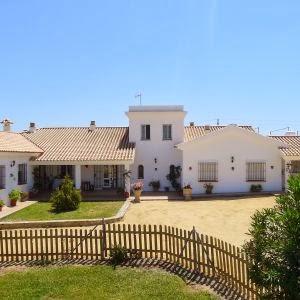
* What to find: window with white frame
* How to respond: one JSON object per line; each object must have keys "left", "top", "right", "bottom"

{"left": 141, "top": 124, "right": 150, "bottom": 140}
{"left": 18, "top": 163, "right": 27, "bottom": 185}
{"left": 162, "top": 124, "right": 172, "bottom": 140}
{"left": 198, "top": 162, "right": 218, "bottom": 182}
{"left": 0, "top": 166, "right": 5, "bottom": 189}
{"left": 246, "top": 162, "right": 266, "bottom": 182}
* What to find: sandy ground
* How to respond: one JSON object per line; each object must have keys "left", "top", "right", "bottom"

{"left": 122, "top": 196, "right": 276, "bottom": 247}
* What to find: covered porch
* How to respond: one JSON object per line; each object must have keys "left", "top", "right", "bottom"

{"left": 31, "top": 161, "right": 131, "bottom": 196}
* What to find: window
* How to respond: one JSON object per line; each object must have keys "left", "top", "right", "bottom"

{"left": 18, "top": 163, "right": 27, "bottom": 185}
{"left": 0, "top": 166, "right": 5, "bottom": 189}
{"left": 198, "top": 162, "right": 218, "bottom": 182}
{"left": 141, "top": 124, "right": 150, "bottom": 140}
{"left": 163, "top": 124, "right": 172, "bottom": 140}
{"left": 138, "top": 165, "right": 144, "bottom": 179}
{"left": 246, "top": 162, "right": 266, "bottom": 182}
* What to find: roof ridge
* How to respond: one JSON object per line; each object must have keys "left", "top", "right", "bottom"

{"left": 32, "top": 126, "right": 129, "bottom": 130}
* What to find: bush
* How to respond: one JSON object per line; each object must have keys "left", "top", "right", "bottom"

{"left": 8, "top": 189, "right": 21, "bottom": 201}
{"left": 250, "top": 184, "right": 262, "bottom": 192}
{"left": 109, "top": 244, "right": 128, "bottom": 268}
{"left": 243, "top": 175, "right": 300, "bottom": 299}
{"left": 50, "top": 176, "right": 81, "bottom": 212}
{"left": 149, "top": 180, "right": 160, "bottom": 191}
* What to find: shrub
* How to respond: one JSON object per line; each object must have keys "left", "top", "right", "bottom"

{"left": 109, "top": 244, "right": 128, "bottom": 268}
{"left": 149, "top": 180, "right": 160, "bottom": 191}
{"left": 8, "top": 189, "right": 21, "bottom": 201}
{"left": 166, "top": 165, "right": 181, "bottom": 191}
{"left": 204, "top": 183, "right": 214, "bottom": 194}
{"left": 250, "top": 184, "right": 262, "bottom": 192}
{"left": 243, "top": 174, "right": 300, "bottom": 299}
{"left": 50, "top": 176, "right": 81, "bottom": 212}
{"left": 0, "top": 200, "right": 4, "bottom": 207}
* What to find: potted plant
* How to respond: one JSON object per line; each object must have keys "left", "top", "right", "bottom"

{"left": 29, "top": 188, "right": 39, "bottom": 199}
{"left": 20, "top": 191, "right": 29, "bottom": 202}
{"left": 204, "top": 183, "right": 214, "bottom": 194}
{"left": 8, "top": 189, "right": 21, "bottom": 207}
{"left": 250, "top": 184, "right": 262, "bottom": 192}
{"left": 149, "top": 180, "right": 160, "bottom": 192}
{"left": 183, "top": 184, "right": 192, "bottom": 200}
{"left": 132, "top": 181, "right": 144, "bottom": 203}
{"left": 0, "top": 200, "right": 4, "bottom": 212}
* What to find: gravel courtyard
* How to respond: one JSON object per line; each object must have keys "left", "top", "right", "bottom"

{"left": 123, "top": 196, "right": 276, "bottom": 246}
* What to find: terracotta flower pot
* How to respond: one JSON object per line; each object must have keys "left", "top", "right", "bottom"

{"left": 0, "top": 206, "right": 3, "bottom": 212}
{"left": 10, "top": 199, "right": 17, "bottom": 207}
{"left": 133, "top": 189, "right": 142, "bottom": 203}
{"left": 183, "top": 188, "right": 192, "bottom": 200}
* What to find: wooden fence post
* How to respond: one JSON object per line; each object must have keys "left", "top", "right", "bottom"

{"left": 101, "top": 218, "right": 106, "bottom": 259}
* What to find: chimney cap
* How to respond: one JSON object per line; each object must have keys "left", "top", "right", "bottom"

{"left": 1, "top": 118, "right": 13, "bottom": 125}
{"left": 189, "top": 122, "right": 195, "bottom": 127}
{"left": 30, "top": 122, "right": 35, "bottom": 127}
{"left": 90, "top": 120, "right": 96, "bottom": 125}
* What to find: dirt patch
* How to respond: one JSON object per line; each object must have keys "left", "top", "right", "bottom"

{"left": 123, "top": 196, "right": 276, "bottom": 246}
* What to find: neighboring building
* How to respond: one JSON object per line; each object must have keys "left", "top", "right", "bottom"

{"left": 0, "top": 105, "right": 299, "bottom": 204}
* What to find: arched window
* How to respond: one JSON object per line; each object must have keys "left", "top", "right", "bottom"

{"left": 138, "top": 165, "right": 144, "bottom": 179}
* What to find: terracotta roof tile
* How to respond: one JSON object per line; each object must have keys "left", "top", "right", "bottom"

{"left": 269, "top": 136, "right": 300, "bottom": 156}
{"left": 22, "top": 127, "right": 135, "bottom": 162}
{"left": 0, "top": 132, "right": 43, "bottom": 154}
{"left": 184, "top": 125, "right": 255, "bottom": 142}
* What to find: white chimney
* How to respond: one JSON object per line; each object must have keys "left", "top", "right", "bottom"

{"left": 285, "top": 131, "right": 297, "bottom": 136}
{"left": 89, "top": 120, "right": 96, "bottom": 131}
{"left": 29, "top": 122, "right": 37, "bottom": 133}
{"left": 1, "top": 118, "right": 13, "bottom": 132}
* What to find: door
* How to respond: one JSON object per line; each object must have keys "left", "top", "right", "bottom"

{"left": 103, "top": 165, "right": 111, "bottom": 188}
{"left": 94, "top": 165, "right": 102, "bottom": 189}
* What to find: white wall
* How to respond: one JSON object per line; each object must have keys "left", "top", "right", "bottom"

{"left": 127, "top": 107, "right": 186, "bottom": 191}
{"left": 180, "top": 129, "right": 283, "bottom": 194}
{"left": 0, "top": 153, "right": 33, "bottom": 205}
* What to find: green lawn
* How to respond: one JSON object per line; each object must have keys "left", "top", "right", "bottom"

{"left": 0, "top": 265, "right": 217, "bottom": 300}
{"left": 1, "top": 201, "right": 123, "bottom": 221}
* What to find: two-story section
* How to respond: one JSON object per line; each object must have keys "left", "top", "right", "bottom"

{"left": 126, "top": 105, "right": 186, "bottom": 191}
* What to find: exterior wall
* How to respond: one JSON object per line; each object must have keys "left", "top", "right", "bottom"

{"left": 180, "top": 129, "right": 283, "bottom": 194}
{"left": 127, "top": 108, "right": 185, "bottom": 191}
{"left": 0, "top": 153, "right": 32, "bottom": 205}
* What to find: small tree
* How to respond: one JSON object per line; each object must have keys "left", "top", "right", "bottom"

{"left": 243, "top": 175, "right": 300, "bottom": 299}
{"left": 51, "top": 176, "right": 81, "bottom": 212}
{"left": 166, "top": 165, "right": 181, "bottom": 191}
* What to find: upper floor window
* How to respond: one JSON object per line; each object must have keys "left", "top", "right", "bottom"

{"left": 0, "top": 166, "right": 5, "bottom": 189}
{"left": 138, "top": 165, "right": 144, "bottom": 179}
{"left": 198, "top": 162, "right": 218, "bottom": 182}
{"left": 246, "top": 162, "right": 266, "bottom": 182}
{"left": 163, "top": 124, "right": 172, "bottom": 140}
{"left": 18, "top": 163, "right": 27, "bottom": 185}
{"left": 141, "top": 124, "right": 150, "bottom": 140}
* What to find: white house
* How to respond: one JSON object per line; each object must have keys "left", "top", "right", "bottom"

{"left": 0, "top": 105, "right": 299, "bottom": 204}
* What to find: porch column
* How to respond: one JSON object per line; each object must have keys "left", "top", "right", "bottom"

{"left": 75, "top": 165, "right": 81, "bottom": 190}
{"left": 124, "top": 163, "right": 131, "bottom": 196}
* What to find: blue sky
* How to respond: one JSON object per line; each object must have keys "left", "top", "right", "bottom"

{"left": 0, "top": 1, "right": 300, "bottom": 134}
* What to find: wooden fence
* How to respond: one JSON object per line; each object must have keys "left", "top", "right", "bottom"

{"left": 0, "top": 224, "right": 258, "bottom": 299}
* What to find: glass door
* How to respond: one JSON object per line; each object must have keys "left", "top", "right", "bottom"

{"left": 103, "top": 165, "right": 111, "bottom": 188}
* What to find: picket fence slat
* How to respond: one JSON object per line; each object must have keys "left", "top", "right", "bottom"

{"left": 0, "top": 224, "right": 260, "bottom": 299}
